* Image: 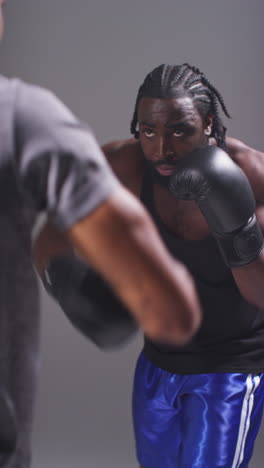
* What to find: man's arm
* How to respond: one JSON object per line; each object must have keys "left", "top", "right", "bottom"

{"left": 66, "top": 185, "right": 201, "bottom": 344}
{"left": 34, "top": 190, "right": 202, "bottom": 346}
{"left": 14, "top": 82, "right": 201, "bottom": 345}
{"left": 224, "top": 137, "right": 264, "bottom": 308}
{"left": 177, "top": 138, "right": 264, "bottom": 310}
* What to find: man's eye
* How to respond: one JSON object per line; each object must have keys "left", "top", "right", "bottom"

{"left": 144, "top": 129, "right": 155, "bottom": 138}
{"left": 173, "top": 129, "right": 184, "bottom": 137}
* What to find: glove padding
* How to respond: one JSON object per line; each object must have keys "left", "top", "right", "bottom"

{"left": 41, "top": 254, "right": 137, "bottom": 349}
{"left": 169, "top": 145, "right": 264, "bottom": 267}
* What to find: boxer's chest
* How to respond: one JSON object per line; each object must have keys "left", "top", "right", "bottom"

{"left": 152, "top": 183, "right": 210, "bottom": 241}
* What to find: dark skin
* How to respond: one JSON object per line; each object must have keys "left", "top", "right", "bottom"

{"left": 34, "top": 95, "right": 264, "bottom": 311}
{"left": 102, "top": 96, "right": 264, "bottom": 309}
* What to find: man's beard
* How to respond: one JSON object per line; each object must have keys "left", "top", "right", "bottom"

{"left": 145, "top": 159, "right": 173, "bottom": 189}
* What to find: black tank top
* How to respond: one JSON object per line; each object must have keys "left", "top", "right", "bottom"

{"left": 141, "top": 169, "right": 264, "bottom": 374}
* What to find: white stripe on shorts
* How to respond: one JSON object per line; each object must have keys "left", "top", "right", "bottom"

{"left": 231, "top": 373, "right": 261, "bottom": 468}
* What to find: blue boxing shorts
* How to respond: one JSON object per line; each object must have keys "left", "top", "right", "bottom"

{"left": 132, "top": 352, "right": 264, "bottom": 468}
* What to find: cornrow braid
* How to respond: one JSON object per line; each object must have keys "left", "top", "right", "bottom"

{"left": 130, "top": 63, "right": 231, "bottom": 150}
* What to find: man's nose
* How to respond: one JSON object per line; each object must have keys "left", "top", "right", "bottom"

{"left": 153, "top": 137, "right": 172, "bottom": 160}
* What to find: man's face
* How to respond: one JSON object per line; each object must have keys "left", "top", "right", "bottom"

{"left": 0, "top": 0, "right": 6, "bottom": 40}
{"left": 137, "top": 96, "right": 212, "bottom": 186}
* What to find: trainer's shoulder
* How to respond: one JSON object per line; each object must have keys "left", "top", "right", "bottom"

{"left": 0, "top": 75, "right": 21, "bottom": 107}
{"left": 0, "top": 77, "right": 52, "bottom": 103}
{"left": 102, "top": 138, "right": 144, "bottom": 194}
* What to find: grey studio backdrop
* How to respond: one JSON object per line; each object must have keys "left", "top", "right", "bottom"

{"left": 1, "top": 1, "right": 263, "bottom": 467}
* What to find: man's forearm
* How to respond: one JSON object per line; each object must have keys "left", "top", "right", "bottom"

{"left": 66, "top": 185, "right": 202, "bottom": 345}
{"left": 232, "top": 250, "right": 264, "bottom": 309}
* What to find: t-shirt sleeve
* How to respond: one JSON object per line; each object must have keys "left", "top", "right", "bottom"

{"left": 13, "top": 81, "right": 119, "bottom": 230}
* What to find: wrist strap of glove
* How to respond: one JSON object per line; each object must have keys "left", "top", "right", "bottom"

{"left": 214, "top": 214, "right": 264, "bottom": 268}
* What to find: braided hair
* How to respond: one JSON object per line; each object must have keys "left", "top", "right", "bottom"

{"left": 130, "top": 63, "right": 231, "bottom": 150}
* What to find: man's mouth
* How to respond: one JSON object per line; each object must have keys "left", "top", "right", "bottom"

{"left": 155, "top": 164, "right": 177, "bottom": 176}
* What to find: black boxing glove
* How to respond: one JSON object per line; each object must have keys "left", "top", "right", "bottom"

{"left": 169, "top": 146, "right": 264, "bottom": 267}
{"left": 41, "top": 254, "right": 137, "bottom": 349}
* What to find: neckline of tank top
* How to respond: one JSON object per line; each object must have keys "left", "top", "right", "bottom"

{"left": 140, "top": 166, "right": 213, "bottom": 244}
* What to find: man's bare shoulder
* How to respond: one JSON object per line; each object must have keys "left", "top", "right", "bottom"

{"left": 102, "top": 137, "right": 140, "bottom": 159}
{"left": 225, "top": 136, "right": 264, "bottom": 202}
{"left": 102, "top": 138, "right": 144, "bottom": 195}
{"left": 225, "top": 136, "right": 264, "bottom": 161}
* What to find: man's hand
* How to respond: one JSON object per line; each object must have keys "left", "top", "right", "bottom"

{"left": 169, "top": 145, "right": 264, "bottom": 268}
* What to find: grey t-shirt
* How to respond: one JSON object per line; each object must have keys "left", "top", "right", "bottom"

{"left": 0, "top": 75, "right": 118, "bottom": 233}
{"left": 0, "top": 76, "right": 120, "bottom": 456}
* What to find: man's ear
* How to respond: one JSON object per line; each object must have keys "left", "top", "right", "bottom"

{"left": 204, "top": 114, "right": 213, "bottom": 136}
